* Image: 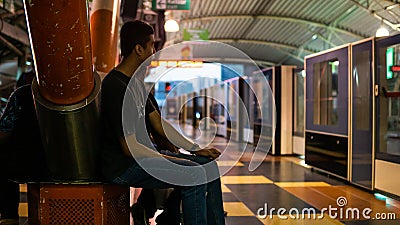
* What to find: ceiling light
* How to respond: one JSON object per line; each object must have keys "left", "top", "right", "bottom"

{"left": 312, "top": 34, "right": 318, "bottom": 40}
{"left": 301, "top": 70, "right": 306, "bottom": 77}
{"left": 376, "top": 26, "right": 389, "bottom": 37}
{"left": 164, "top": 19, "right": 179, "bottom": 32}
{"left": 376, "top": 19, "right": 389, "bottom": 37}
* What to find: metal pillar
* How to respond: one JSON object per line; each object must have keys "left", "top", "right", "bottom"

{"left": 90, "top": 0, "right": 121, "bottom": 77}
{"left": 24, "top": 0, "right": 94, "bottom": 105}
{"left": 24, "top": 0, "right": 100, "bottom": 180}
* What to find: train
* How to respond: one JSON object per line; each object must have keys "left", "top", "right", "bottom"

{"left": 305, "top": 35, "right": 400, "bottom": 197}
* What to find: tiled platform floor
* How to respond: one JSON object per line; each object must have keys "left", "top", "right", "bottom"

{"left": 15, "top": 135, "right": 400, "bottom": 224}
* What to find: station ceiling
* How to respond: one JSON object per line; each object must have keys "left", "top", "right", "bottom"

{"left": 179, "top": 0, "right": 400, "bottom": 67}
{"left": 1, "top": 0, "right": 400, "bottom": 71}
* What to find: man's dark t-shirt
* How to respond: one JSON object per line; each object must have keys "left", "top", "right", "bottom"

{"left": 145, "top": 93, "right": 178, "bottom": 152}
{"left": 100, "top": 69, "right": 155, "bottom": 181}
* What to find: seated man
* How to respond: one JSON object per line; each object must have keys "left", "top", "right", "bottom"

{"left": 100, "top": 20, "right": 225, "bottom": 225}
{"left": 136, "top": 91, "right": 224, "bottom": 225}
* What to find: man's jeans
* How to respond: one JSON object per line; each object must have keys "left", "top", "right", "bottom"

{"left": 113, "top": 156, "right": 208, "bottom": 225}
{"left": 159, "top": 151, "right": 225, "bottom": 225}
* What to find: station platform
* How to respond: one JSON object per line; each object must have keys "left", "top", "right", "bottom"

{"left": 13, "top": 134, "right": 400, "bottom": 225}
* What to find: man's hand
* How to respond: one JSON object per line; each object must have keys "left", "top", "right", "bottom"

{"left": 167, "top": 146, "right": 180, "bottom": 153}
{"left": 193, "top": 147, "right": 221, "bottom": 160}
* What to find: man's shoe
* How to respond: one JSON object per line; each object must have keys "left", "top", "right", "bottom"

{"left": 130, "top": 203, "right": 149, "bottom": 225}
{"left": 155, "top": 211, "right": 181, "bottom": 225}
{"left": 0, "top": 219, "right": 19, "bottom": 225}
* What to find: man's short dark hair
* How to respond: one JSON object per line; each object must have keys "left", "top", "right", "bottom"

{"left": 120, "top": 20, "right": 154, "bottom": 58}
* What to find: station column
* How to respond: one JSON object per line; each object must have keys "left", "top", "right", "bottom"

{"left": 90, "top": 0, "right": 121, "bottom": 77}
{"left": 24, "top": 0, "right": 101, "bottom": 180}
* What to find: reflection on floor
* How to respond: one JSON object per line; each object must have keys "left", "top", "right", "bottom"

{"left": 16, "top": 136, "right": 400, "bottom": 224}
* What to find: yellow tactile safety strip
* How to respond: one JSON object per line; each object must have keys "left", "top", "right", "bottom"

{"left": 217, "top": 160, "right": 245, "bottom": 167}
{"left": 221, "top": 175, "right": 332, "bottom": 188}
{"left": 221, "top": 175, "right": 274, "bottom": 184}
{"left": 274, "top": 182, "right": 331, "bottom": 187}
{"left": 221, "top": 184, "right": 232, "bottom": 193}
{"left": 223, "top": 202, "right": 254, "bottom": 217}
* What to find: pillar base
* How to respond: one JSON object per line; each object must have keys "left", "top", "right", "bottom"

{"left": 27, "top": 183, "right": 130, "bottom": 225}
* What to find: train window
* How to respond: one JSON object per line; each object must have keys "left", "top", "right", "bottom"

{"left": 353, "top": 50, "right": 371, "bottom": 131}
{"left": 312, "top": 59, "right": 339, "bottom": 126}
{"left": 377, "top": 43, "right": 400, "bottom": 158}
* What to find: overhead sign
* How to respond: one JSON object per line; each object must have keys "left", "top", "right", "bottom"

{"left": 150, "top": 60, "right": 203, "bottom": 68}
{"left": 183, "top": 29, "right": 209, "bottom": 41}
{"left": 152, "top": 0, "right": 190, "bottom": 10}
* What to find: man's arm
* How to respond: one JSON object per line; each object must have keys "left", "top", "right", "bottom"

{"left": 148, "top": 110, "right": 221, "bottom": 159}
{"left": 119, "top": 133, "right": 163, "bottom": 159}
{"left": 149, "top": 110, "right": 197, "bottom": 150}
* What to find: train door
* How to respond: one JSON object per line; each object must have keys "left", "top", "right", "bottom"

{"left": 375, "top": 35, "right": 400, "bottom": 196}
{"left": 350, "top": 38, "right": 374, "bottom": 190}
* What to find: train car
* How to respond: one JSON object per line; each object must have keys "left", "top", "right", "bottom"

{"left": 305, "top": 44, "right": 351, "bottom": 180}
{"left": 374, "top": 34, "right": 400, "bottom": 196}
{"left": 304, "top": 35, "right": 400, "bottom": 196}
{"left": 304, "top": 37, "right": 376, "bottom": 191}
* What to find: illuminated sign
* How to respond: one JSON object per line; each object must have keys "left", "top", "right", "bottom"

{"left": 152, "top": 0, "right": 190, "bottom": 10}
{"left": 150, "top": 60, "right": 203, "bottom": 68}
{"left": 183, "top": 29, "right": 209, "bottom": 41}
{"left": 391, "top": 65, "right": 400, "bottom": 72}
{"left": 387, "top": 48, "right": 394, "bottom": 79}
